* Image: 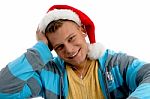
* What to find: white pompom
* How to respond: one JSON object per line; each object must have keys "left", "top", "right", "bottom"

{"left": 87, "top": 43, "right": 106, "bottom": 60}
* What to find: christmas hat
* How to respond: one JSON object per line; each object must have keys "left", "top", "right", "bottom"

{"left": 38, "top": 5, "right": 105, "bottom": 59}
{"left": 38, "top": 5, "right": 95, "bottom": 44}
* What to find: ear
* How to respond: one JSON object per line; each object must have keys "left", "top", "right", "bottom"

{"left": 80, "top": 25, "right": 87, "bottom": 37}
{"left": 81, "top": 24, "right": 87, "bottom": 33}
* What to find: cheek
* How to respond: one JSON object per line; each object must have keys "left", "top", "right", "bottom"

{"left": 56, "top": 51, "right": 64, "bottom": 58}
{"left": 56, "top": 50, "right": 69, "bottom": 60}
{"left": 83, "top": 44, "right": 88, "bottom": 54}
{"left": 79, "top": 43, "right": 88, "bottom": 55}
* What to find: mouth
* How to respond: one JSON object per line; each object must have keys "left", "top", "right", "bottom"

{"left": 68, "top": 48, "right": 81, "bottom": 59}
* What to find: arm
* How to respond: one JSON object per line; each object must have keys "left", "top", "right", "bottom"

{"left": 127, "top": 62, "right": 150, "bottom": 99}
{"left": 101, "top": 49, "right": 150, "bottom": 99}
{"left": 0, "top": 30, "right": 53, "bottom": 98}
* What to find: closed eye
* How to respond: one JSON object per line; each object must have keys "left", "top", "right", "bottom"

{"left": 54, "top": 44, "right": 64, "bottom": 51}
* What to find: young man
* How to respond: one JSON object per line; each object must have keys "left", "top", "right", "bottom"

{"left": 0, "top": 5, "right": 150, "bottom": 99}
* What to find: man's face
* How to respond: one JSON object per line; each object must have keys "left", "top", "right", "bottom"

{"left": 46, "top": 21, "right": 88, "bottom": 66}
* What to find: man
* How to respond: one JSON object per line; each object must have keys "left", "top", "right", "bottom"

{"left": 0, "top": 5, "right": 150, "bottom": 99}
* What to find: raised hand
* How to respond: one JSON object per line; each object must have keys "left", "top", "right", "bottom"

{"left": 36, "top": 27, "right": 48, "bottom": 45}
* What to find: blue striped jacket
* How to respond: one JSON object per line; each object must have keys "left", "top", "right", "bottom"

{"left": 0, "top": 41, "right": 150, "bottom": 99}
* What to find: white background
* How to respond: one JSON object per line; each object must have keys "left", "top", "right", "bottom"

{"left": 1, "top": 0, "right": 150, "bottom": 70}
{"left": 0, "top": 0, "right": 150, "bottom": 98}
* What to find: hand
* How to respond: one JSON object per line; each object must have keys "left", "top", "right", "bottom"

{"left": 36, "top": 27, "right": 48, "bottom": 45}
{"left": 36, "top": 27, "right": 53, "bottom": 51}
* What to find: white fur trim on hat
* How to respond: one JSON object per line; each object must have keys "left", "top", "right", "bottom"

{"left": 38, "top": 9, "right": 81, "bottom": 33}
{"left": 87, "top": 43, "right": 106, "bottom": 60}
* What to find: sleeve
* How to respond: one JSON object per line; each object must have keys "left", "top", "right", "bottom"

{"left": 127, "top": 63, "right": 150, "bottom": 99}
{"left": 0, "top": 41, "right": 53, "bottom": 99}
{"left": 101, "top": 49, "right": 150, "bottom": 99}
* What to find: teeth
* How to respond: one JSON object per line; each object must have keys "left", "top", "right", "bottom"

{"left": 72, "top": 52, "right": 78, "bottom": 57}
{"left": 70, "top": 51, "right": 78, "bottom": 57}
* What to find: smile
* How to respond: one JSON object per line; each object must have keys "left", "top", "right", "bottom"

{"left": 68, "top": 48, "right": 80, "bottom": 59}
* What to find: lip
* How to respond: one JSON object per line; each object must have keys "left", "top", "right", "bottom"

{"left": 68, "top": 48, "right": 81, "bottom": 59}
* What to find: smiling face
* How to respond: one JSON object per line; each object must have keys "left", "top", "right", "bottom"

{"left": 46, "top": 20, "right": 88, "bottom": 66}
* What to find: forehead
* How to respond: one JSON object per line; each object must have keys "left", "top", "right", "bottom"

{"left": 45, "top": 19, "right": 80, "bottom": 33}
{"left": 51, "top": 21, "right": 80, "bottom": 35}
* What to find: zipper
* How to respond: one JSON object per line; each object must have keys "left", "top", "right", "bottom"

{"left": 98, "top": 62, "right": 111, "bottom": 99}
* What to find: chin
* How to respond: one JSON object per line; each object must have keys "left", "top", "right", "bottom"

{"left": 66, "top": 57, "right": 84, "bottom": 66}
{"left": 73, "top": 56, "right": 86, "bottom": 65}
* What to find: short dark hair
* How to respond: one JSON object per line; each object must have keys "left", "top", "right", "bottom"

{"left": 45, "top": 19, "right": 64, "bottom": 33}
{"left": 45, "top": 19, "right": 79, "bottom": 33}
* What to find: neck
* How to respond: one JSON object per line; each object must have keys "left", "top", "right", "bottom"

{"left": 71, "top": 58, "right": 90, "bottom": 79}
{"left": 74, "top": 58, "right": 88, "bottom": 70}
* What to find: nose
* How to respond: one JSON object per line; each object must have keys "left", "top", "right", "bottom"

{"left": 64, "top": 43, "right": 74, "bottom": 55}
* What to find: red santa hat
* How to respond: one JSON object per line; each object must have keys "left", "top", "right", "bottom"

{"left": 38, "top": 5, "right": 105, "bottom": 59}
{"left": 39, "top": 4, "right": 95, "bottom": 44}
